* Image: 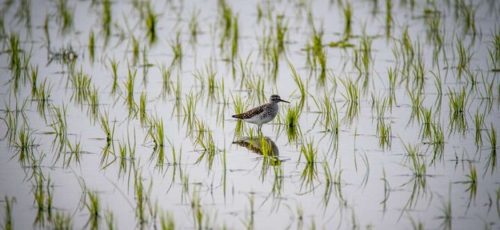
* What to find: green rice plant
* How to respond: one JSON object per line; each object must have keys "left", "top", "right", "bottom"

{"left": 190, "top": 188, "right": 205, "bottom": 230}
{"left": 139, "top": 92, "right": 147, "bottom": 125}
{"left": 489, "top": 31, "right": 500, "bottom": 70}
{"left": 88, "top": 31, "right": 95, "bottom": 61}
{"left": 231, "top": 15, "right": 239, "bottom": 60}
{"left": 387, "top": 67, "right": 397, "bottom": 109}
{"left": 132, "top": 36, "right": 140, "bottom": 64}
{"left": 377, "top": 118, "right": 392, "bottom": 150}
{"left": 34, "top": 78, "right": 51, "bottom": 119}
{"left": 70, "top": 69, "right": 92, "bottom": 104}
{"left": 195, "top": 129, "right": 217, "bottom": 170}
{"left": 88, "top": 86, "right": 99, "bottom": 121}
{"left": 170, "top": 31, "right": 183, "bottom": 65}
{"left": 285, "top": 105, "right": 301, "bottom": 142}
{"left": 85, "top": 191, "right": 100, "bottom": 230}
{"left": 456, "top": 39, "right": 471, "bottom": 80}
{"left": 448, "top": 87, "right": 468, "bottom": 134}
{"left": 134, "top": 173, "right": 148, "bottom": 225}
{"left": 340, "top": 78, "right": 360, "bottom": 123}
{"left": 14, "top": 126, "right": 36, "bottom": 165}
{"left": 109, "top": 59, "right": 119, "bottom": 94}
{"left": 430, "top": 122, "right": 445, "bottom": 163}
{"left": 438, "top": 191, "right": 452, "bottom": 230}
{"left": 420, "top": 107, "right": 432, "bottom": 139}
{"left": 431, "top": 71, "right": 443, "bottom": 112}
{"left": 50, "top": 105, "right": 68, "bottom": 153}
{"left": 160, "top": 211, "right": 175, "bottom": 230}
{"left": 33, "top": 174, "right": 53, "bottom": 227}
{"left": 160, "top": 65, "right": 172, "bottom": 97}
{"left": 56, "top": 0, "right": 73, "bottom": 34}
{"left": 275, "top": 15, "right": 288, "bottom": 52}
{"left": 182, "top": 92, "right": 197, "bottom": 128}
{"left": 486, "top": 123, "right": 497, "bottom": 173}
{"left": 343, "top": 2, "right": 352, "bottom": 39}
{"left": 30, "top": 65, "right": 39, "bottom": 96}
{"left": 322, "top": 161, "right": 333, "bottom": 207}
{"left": 52, "top": 211, "right": 72, "bottom": 230}
{"left": 65, "top": 139, "right": 81, "bottom": 167}
{"left": 300, "top": 140, "right": 317, "bottom": 165}
{"left": 188, "top": 9, "right": 200, "bottom": 43}
{"left": 360, "top": 34, "right": 372, "bottom": 74}
{"left": 408, "top": 90, "right": 423, "bottom": 123}
{"left": 125, "top": 67, "right": 137, "bottom": 116}
{"left": 102, "top": 0, "right": 111, "bottom": 39}
{"left": 145, "top": 4, "right": 157, "bottom": 44}
{"left": 404, "top": 143, "right": 426, "bottom": 178}
{"left": 385, "top": 0, "right": 392, "bottom": 37}
{"left": 148, "top": 117, "right": 165, "bottom": 166}
{"left": 288, "top": 61, "right": 306, "bottom": 107}
{"left": 461, "top": 3, "right": 476, "bottom": 35}
{"left": 474, "top": 112, "right": 484, "bottom": 149}
{"left": 2, "top": 196, "right": 15, "bottom": 230}
{"left": 105, "top": 210, "right": 115, "bottom": 230}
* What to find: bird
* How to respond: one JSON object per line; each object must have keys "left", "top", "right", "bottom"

{"left": 232, "top": 95, "right": 290, "bottom": 131}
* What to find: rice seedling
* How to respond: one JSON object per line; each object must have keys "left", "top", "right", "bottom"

{"left": 13, "top": 126, "right": 36, "bottom": 165}
{"left": 438, "top": 189, "right": 452, "bottom": 230}
{"left": 322, "top": 160, "right": 333, "bottom": 207}
{"left": 485, "top": 124, "right": 497, "bottom": 173}
{"left": 231, "top": 15, "right": 239, "bottom": 60}
{"left": 2, "top": 196, "right": 15, "bottom": 230}
{"left": 56, "top": 0, "right": 73, "bottom": 34}
{"left": 147, "top": 117, "right": 165, "bottom": 166}
{"left": 85, "top": 191, "right": 100, "bottom": 230}
{"left": 145, "top": 3, "right": 157, "bottom": 44}
{"left": 285, "top": 105, "right": 301, "bottom": 142}
{"left": 160, "top": 211, "right": 175, "bottom": 230}
{"left": 403, "top": 143, "right": 426, "bottom": 179}
{"left": 109, "top": 59, "right": 119, "bottom": 95}
{"left": 474, "top": 112, "right": 484, "bottom": 149}
{"left": 88, "top": 86, "right": 99, "bottom": 121}
{"left": 190, "top": 189, "right": 204, "bottom": 230}
{"left": 448, "top": 87, "right": 468, "bottom": 134}
{"left": 343, "top": 2, "right": 352, "bottom": 39}
{"left": 300, "top": 140, "right": 318, "bottom": 190}
{"left": 456, "top": 39, "right": 471, "bottom": 80}
{"left": 340, "top": 78, "right": 360, "bottom": 123}
{"left": 489, "top": 31, "right": 500, "bottom": 71}
{"left": 232, "top": 95, "right": 245, "bottom": 136}
{"left": 377, "top": 118, "right": 392, "bottom": 150}
{"left": 125, "top": 67, "right": 137, "bottom": 116}
{"left": 387, "top": 67, "right": 398, "bottom": 109}
{"left": 275, "top": 15, "right": 288, "bottom": 53}
{"left": 105, "top": 210, "right": 115, "bottom": 230}
{"left": 408, "top": 90, "right": 423, "bottom": 123}
{"left": 160, "top": 65, "right": 172, "bottom": 97}
{"left": 88, "top": 31, "right": 95, "bottom": 61}
{"left": 49, "top": 105, "right": 68, "bottom": 153}
{"left": 33, "top": 173, "right": 53, "bottom": 227}
{"left": 195, "top": 129, "right": 217, "bottom": 170}
{"left": 132, "top": 36, "right": 140, "bottom": 64}
{"left": 70, "top": 69, "right": 92, "bottom": 104}
{"left": 170, "top": 31, "right": 183, "bottom": 65}
{"left": 188, "top": 9, "right": 200, "bottom": 43}
{"left": 360, "top": 34, "right": 373, "bottom": 74}
{"left": 65, "top": 139, "right": 81, "bottom": 167}
{"left": 102, "top": 0, "right": 111, "bottom": 39}
{"left": 139, "top": 91, "right": 147, "bottom": 125}
{"left": 460, "top": 2, "right": 476, "bottom": 35}
{"left": 384, "top": 0, "right": 393, "bottom": 37}
{"left": 288, "top": 61, "right": 306, "bottom": 107}
{"left": 34, "top": 78, "right": 51, "bottom": 119}
{"left": 429, "top": 122, "right": 445, "bottom": 163}
{"left": 243, "top": 194, "right": 255, "bottom": 229}
{"left": 182, "top": 92, "right": 197, "bottom": 128}
{"left": 52, "top": 211, "right": 72, "bottom": 230}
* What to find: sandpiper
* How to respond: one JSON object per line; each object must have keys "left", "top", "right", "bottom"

{"left": 232, "top": 95, "right": 290, "bottom": 131}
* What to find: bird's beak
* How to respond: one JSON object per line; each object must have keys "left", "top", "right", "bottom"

{"left": 279, "top": 99, "right": 290, "bottom": 103}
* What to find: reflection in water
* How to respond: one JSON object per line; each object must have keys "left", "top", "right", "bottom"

{"left": 232, "top": 136, "right": 279, "bottom": 157}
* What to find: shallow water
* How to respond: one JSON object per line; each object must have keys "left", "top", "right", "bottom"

{"left": 0, "top": 0, "right": 499, "bottom": 229}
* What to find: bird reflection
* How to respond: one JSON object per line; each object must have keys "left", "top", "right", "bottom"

{"left": 232, "top": 136, "right": 279, "bottom": 157}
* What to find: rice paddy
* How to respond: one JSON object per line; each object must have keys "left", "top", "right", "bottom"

{"left": 0, "top": 0, "right": 499, "bottom": 229}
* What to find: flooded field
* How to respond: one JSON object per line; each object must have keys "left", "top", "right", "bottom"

{"left": 0, "top": 0, "right": 499, "bottom": 229}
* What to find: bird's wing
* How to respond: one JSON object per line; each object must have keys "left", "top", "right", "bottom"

{"left": 232, "top": 104, "right": 266, "bottom": 119}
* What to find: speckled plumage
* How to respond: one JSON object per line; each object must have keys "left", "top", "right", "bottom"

{"left": 232, "top": 95, "right": 289, "bottom": 131}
